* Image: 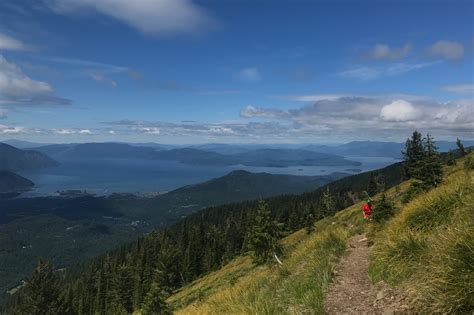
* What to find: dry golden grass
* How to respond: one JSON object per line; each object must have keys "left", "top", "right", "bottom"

{"left": 167, "top": 155, "right": 473, "bottom": 314}
{"left": 169, "top": 204, "right": 366, "bottom": 314}
{"left": 369, "top": 154, "right": 474, "bottom": 313}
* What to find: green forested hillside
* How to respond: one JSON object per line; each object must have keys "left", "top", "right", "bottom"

{"left": 0, "top": 170, "right": 344, "bottom": 304}
{"left": 4, "top": 160, "right": 404, "bottom": 313}
{"left": 168, "top": 156, "right": 473, "bottom": 314}
{"left": 7, "top": 138, "right": 468, "bottom": 314}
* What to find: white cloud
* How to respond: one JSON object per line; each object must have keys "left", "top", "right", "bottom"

{"left": 0, "top": 33, "right": 27, "bottom": 51}
{"left": 283, "top": 94, "right": 349, "bottom": 102}
{"left": 442, "top": 83, "right": 474, "bottom": 94}
{"left": 240, "top": 105, "right": 288, "bottom": 118}
{"left": 239, "top": 95, "right": 474, "bottom": 137}
{"left": 53, "top": 128, "right": 93, "bottom": 135}
{"left": 0, "top": 124, "right": 26, "bottom": 134}
{"left": 54, "top": 128, "right": 76, "bottom": 135}
{"left": 427, "top": 40, "right": 464, "bottom": 60}
{"left": 366, "top": 43, "right": 411, "bottom": 60}
{"left": 45, "top": 0, "right": 216, "bottom": 36}
{"left": 339, "top": 61, "right": 439, "bottom": 80}
{"left": 89, "top": 72, "right": 117, "bottom": 88}
{"left": 134, "top": 126, "right": 161, "bottom": 134}
{"left": 236, "top": 67, "right": 261, "bottom": 82}
{"left": 380, "top": 100, "right": 420, "bottom": 122}
{"left": 0, "top": 54, "right": 70, "bottom": 106}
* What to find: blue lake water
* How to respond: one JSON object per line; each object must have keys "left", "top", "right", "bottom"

{"left": 18, "top": 156, "right": 401, "bottom": 196}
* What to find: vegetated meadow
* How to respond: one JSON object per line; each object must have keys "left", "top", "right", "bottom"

{"left": 369, "top": 154, "right": 474, "bottom": 314}
{"left": 168, "top": 154, "right": 473, "bottom": 314}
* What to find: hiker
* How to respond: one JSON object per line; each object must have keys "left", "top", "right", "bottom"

{"left": 362, "top": 198, "right": 373, "bottom": 220}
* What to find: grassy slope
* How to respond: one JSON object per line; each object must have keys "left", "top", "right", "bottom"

{"left": 166, "top": 155, "right": 473, "bottom": 314}
{"left": 369, "top": 154, "right": 474, "bottom": 313}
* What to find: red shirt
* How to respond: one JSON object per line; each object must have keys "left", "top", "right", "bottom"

{"left": 363, "top": 203, "right": 372, "bottom": 215}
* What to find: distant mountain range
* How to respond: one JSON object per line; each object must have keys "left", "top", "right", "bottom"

{"left": 30, "top": 142, "right": 360, "bottom": 167}
{"left": 0, "top": 143, "right": 59, "bottom": 172}
{"left": 4, "top": 139, "right": 472, "bottom": 164}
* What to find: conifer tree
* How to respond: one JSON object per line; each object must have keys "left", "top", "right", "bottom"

{"left": 246, "top": 200, "right": 282, "bottom": 264}
{"left": 456, "top": 137, "right": 467, "bottom": 156}
{"left": 402, "top": 130, "right": 425, "bottom": 179}
{"left": 419, "top": 133, "right": 443, "bottom": 187}
{"left": 13, "top": 260, "right": 61, "bottom": 315}
{"left": 303, "top": 206, "right": 315, "bottom": 234}
{"left": 320, "top": 187, "right": 334, "bottom": 217}
{"left": 141, "top": 269, "right": 171, "bottom": 315}
{"left": 372, "top": 192, "right": 396, "bottom": 222}
{"left": 367, "top": 174, "right": 378, "bottom": 197}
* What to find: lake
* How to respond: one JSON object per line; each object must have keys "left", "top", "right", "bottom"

{"left": 18, "top": 156, "right": 401, "bottom": 197}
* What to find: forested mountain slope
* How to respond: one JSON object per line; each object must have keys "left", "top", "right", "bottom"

{"left": 169, "top": 154, "right": 473, "bottom": 314}
{"left": 4, "top": 160, "right": 405, "bottom": 313}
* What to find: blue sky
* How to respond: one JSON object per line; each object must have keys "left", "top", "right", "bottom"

{"left": 0, "top": 0, "right": 472, "bottom": 144}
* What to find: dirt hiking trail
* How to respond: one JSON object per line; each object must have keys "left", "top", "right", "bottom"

{"left": 324, "top": 234, "right": 410, "bottom": 314}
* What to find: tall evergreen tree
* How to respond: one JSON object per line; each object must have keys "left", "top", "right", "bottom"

{"left": 402, "top": 130, "right": 425, "bottom": 179}
{"left": 372, "top": 192, "right": 396, "bottom": 223}
{"left": 141, "top": 269, "right": 171, "bottom": 315}
{"left": 246, "top": 200, "right": 282, "bottom": 264}
{"left": 419, "top": 133, "right": 443, "bottom": 187}
{"left": 303, "top": 205, "right": 315, "bottom": 234}
{"left": 367, "top": 174, "right": 378, "bottom": 197}
{"left": 320, "top": 187, "right": 334, "bottom": 218}
{"left": 13, "top": 260, "right": 61, "bottom": 315}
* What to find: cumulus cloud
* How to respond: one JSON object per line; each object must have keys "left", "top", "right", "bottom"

{"left": 427, "top": 40, "right": 464, "bottom": 60}
{"left": 100, "top": 95, "right": 473, "bottom": 142}
{"left": 0, "top": 33, "right": 27, "bottom": 51}
{"left": 365, "top": 43, "right": 412, "bottom": 60}
{"left": 0, "top": 124, "right": 26, "bottom": 134}
{"left": 380, "top": 100, "right": 420, "bottom": 122}
{"left": 239, "top": 95, "right": 474, "bottom": 138}
{"left": 339, "top": 61, "right": 439, "bottom": 80}
{"left": 45, "top": 0, "right": 216, "bottom": 36}
{"left": 53, "top": 128, "right": 93, "bottom": 135}
{"left": 240, "top": 105, "right": 288, "bottom": 119}
{"left": 0, "top": 54, "right": 70, "bottom": 106}
{"left": 236, "top": 67, "right": 261, "bottom": 82}
{"left": 442, "top": 83, "right": 474, "bottom": 94}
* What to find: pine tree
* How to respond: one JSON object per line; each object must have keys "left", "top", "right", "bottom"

{"left": 367, "top": 174, "right": 378, "bottom": 196}
{"left": 13, "top": 260, "right": 61, "bottom": 315}
{"left": 246, "top": 200, "right": 283, "bottom": 264}
{"left": 141, "top": 269, "right": 171, "bottom": 315}
{"left": 303, "top": 206, "right": 315, "bottom": 234}
{"left": 320, "top": 187, "right": 334, "bottom": 217}
{"left": 456, "top": 137, "right": 467, "bottom": 156}
{"left": 402, "top": 130, "right": 425, "bottom": 179}
{"left": 419, "top": 133, "right": 443, "bottom": 187}
{"left": 372, "top": 193, "right": 396, "bottom": 222}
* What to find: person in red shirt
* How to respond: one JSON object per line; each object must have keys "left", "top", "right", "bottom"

{"left": 362, "top": 198, "right": 373, "bottom": 220}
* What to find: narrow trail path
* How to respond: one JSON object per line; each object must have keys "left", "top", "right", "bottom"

{"left": 324, "top": 234, "right": 410, "bottom": 314}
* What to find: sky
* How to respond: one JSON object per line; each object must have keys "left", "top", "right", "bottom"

{"left": 0, "top": 0, "right": 473, "bottom": 144}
